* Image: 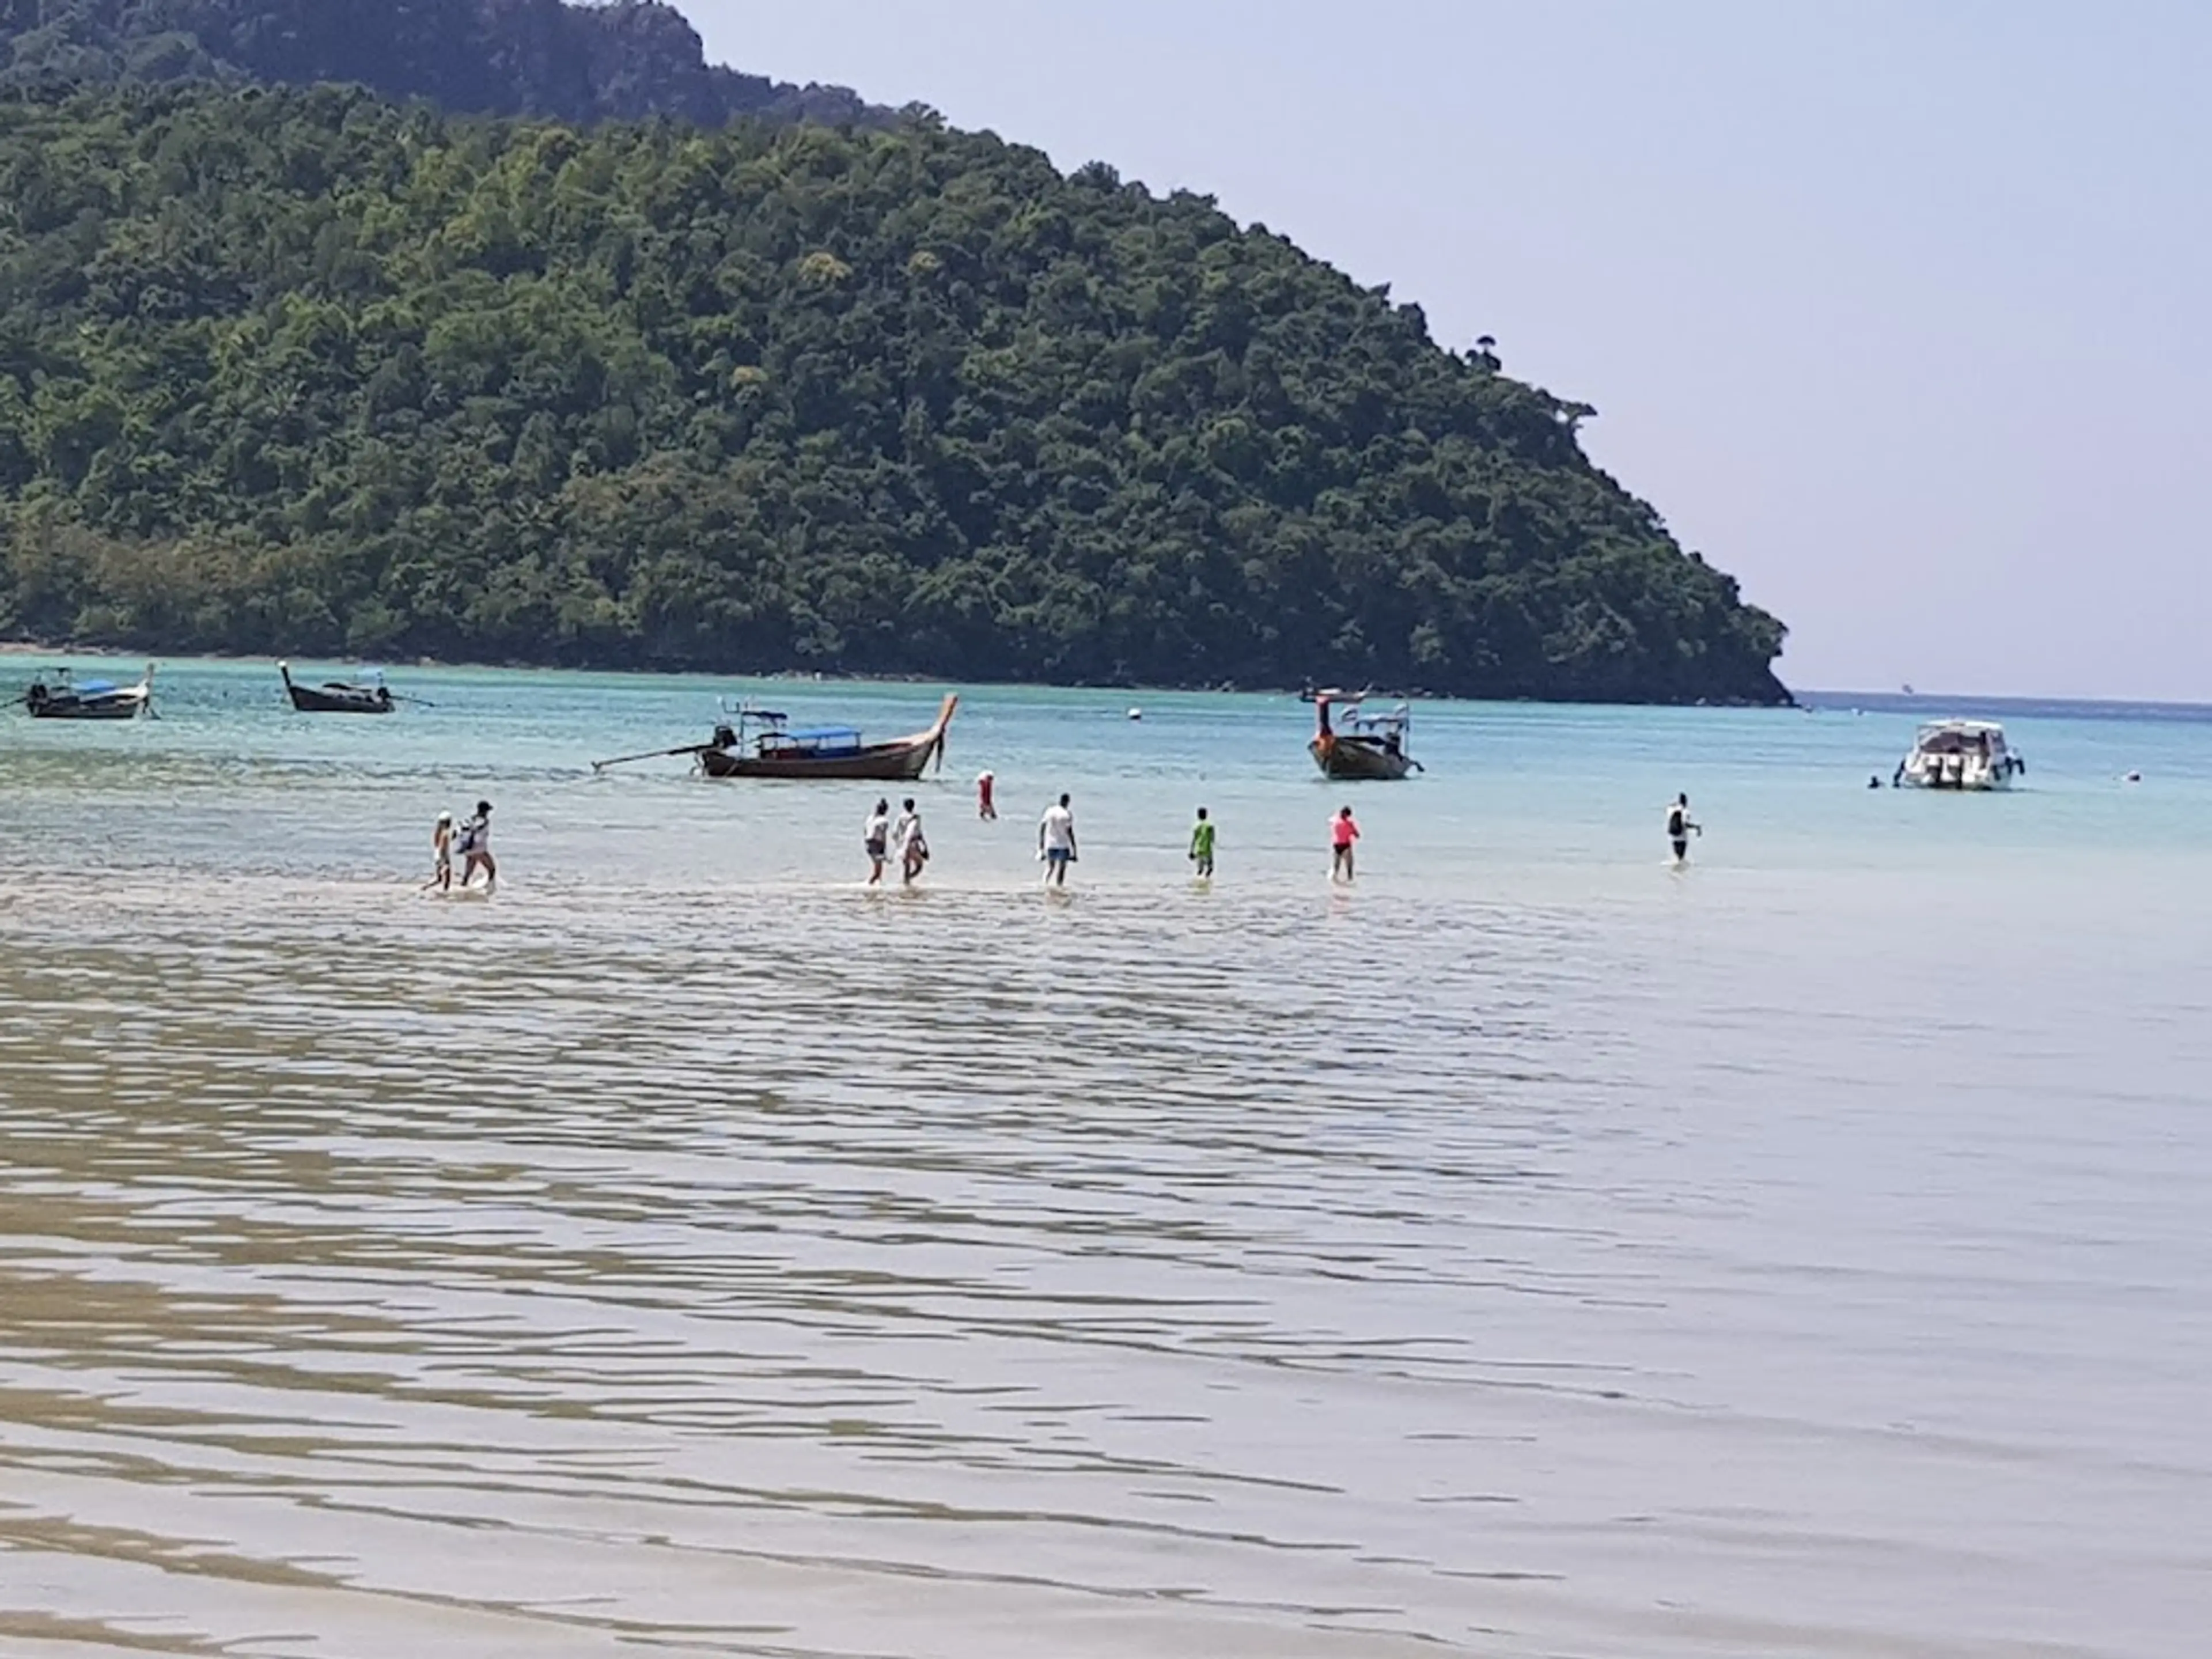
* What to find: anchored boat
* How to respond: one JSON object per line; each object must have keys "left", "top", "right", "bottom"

{"left": 700, "top": 695, "right": 957, "bottom": 779}
{"left": 1310, "top": 691, "right": 1420, "bottom": 780}
{"left": 1896, "top": 719, "right": 2024, "bottom": 790}
{"left": 17, "top": 665, "right": 154, "bottom": 720}
{"left": 593, "top": 694, "right": 958, "bottom": 781}
{"left": 279, "top": 661, "right": 396, "bottom": 714}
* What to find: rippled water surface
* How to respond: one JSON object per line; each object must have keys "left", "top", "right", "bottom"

{"left": 3, "top": 661, "right": 2209, "bottom": 1658}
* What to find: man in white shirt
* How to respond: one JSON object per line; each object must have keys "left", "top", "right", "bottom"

{"left": 1037, "top": 793, "right": 1077, "bottom": 887}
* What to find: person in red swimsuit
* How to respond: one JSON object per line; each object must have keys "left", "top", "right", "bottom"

{"left": 1330, "top": 805, "right": 1360, "bottom": 883}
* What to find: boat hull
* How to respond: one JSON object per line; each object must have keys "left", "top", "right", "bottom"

{"left": 1899, "top": 762, "right": 2014, "bottom": 791}
{"left": 699, "top": 738, "right": 942, "bottom": 781}
{"left": 28, "top": 694, "right": 146, "bottom": 721}
{"left": 285, "top": 684, "right": 392, "bottom": 714}
{"left": 281, "top": 664, "right": 392, "bottom": 714}
{"left": 1310, "top": 736, "right": 1416, "bottom": 781}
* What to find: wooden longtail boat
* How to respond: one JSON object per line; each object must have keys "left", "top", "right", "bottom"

{"left": 1309, "top": 691, "right": 1420, "bottom": 780}
{"left": 700, "top": 695, "right": 958, "bottom": 779}
{"left": 593, "top": 694, "right": 959, "bottom": 781}
{"left": 19, "top": 665, "right": 154, "bottom": 720}
{"left": 280, "top": 661, "right": 395, "bottom": 714}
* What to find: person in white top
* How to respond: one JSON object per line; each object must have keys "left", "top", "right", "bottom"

{"left": 429, "top": 810, "right": 454, "bottom": 892}
{"left": 863, "top": 798, "right": 891, "bottom": 886}
{"left": 1037, "top": 793, "right": 1077, "bottom": 887}
{"left": 1665, "top": 793, "right": 1702, "bottom": 865}
{"left": 893, "top": 797, "right": 928, "bottom": 885}
{"left": 457, "top": 800, "right": 496, "bottom": 893}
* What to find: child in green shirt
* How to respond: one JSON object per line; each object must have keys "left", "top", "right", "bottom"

{"left": 1188, "top": 807, "right": 1215, "bottom": 878}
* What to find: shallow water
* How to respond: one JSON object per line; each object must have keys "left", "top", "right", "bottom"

{"left": 2, "top": 660, "right": 2209, "bottom": 1657}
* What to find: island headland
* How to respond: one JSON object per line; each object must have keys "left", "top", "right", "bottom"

{"left": 0, "top": 1, "right": 1789, "bottom": 704}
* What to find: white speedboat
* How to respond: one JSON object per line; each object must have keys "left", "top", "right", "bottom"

{"left": 1895, "top": 719, "right": 2024, "bottom": 790}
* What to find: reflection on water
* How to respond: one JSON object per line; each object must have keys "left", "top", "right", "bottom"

{"left": 3, "top": 669, "right": 2211, "bottom": 1657}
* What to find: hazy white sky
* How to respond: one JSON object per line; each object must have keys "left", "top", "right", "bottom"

{"left": 690, "top": 0, "right": 2210, "bottom": 699}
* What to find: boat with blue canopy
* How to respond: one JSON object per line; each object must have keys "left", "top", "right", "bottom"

{"left": 699, "top": 696, "right": 957, "bottom": 779}
{"left": 17, "top": 664, "right": 154, "bottom": 721}
{"left": 592, "top": 694, "right": 958, "bottom": 780}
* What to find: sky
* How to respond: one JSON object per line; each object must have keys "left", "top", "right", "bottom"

{"left": 688, "top": 1, "right": 2211, "bottom": 700}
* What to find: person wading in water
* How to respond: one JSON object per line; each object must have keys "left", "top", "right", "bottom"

{"left": 863, "top": 798, "right": 891, "bottom": 886}
{"left": 1330, "top": 805, "right": 1360, "bottom": 883}
{"left": 1666, "top": 793, "right": 1702, "bottom": 865}
{"left": 1188, "top": 807, "right": 1215, "bottom": 879}
{"left": 895, "top": 797, "right": 929, "bottom": 886}
{"left": 429, "top": 810, "right": 454, "bottom": 892}
{"left": 457, "top": 801, "right": 497, "bottom": 893}
{"left": 1039, "top": 794, "right": 1077, "bottom": 887}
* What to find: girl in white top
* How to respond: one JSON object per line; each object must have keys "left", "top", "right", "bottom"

{"left": 430, "top": 811, "right": 454, "bottom": 892}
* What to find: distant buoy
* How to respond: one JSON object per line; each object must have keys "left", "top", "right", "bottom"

{"left": 1127, "top": 707, "right": 1143, "bottom": 721}
{"left": 2124, "top": 770, "right": 2142, "bottom": 784}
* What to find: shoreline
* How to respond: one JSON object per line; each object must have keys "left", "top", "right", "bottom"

{"left": 0, "top": 638, "right": 1795, "bottom": 710}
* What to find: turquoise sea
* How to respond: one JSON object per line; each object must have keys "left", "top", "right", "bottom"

{"left": 2, "top": 656, "right": 2208, "bottom": 1658}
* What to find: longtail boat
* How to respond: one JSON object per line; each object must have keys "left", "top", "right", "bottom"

{"left": 18, "top": 665, "right": 154, "bottom": 721}
{"left": 280, "top": 661, "right": 395, "bottom": 714}
{"left": 593, "top": 694, "right": 958, "bottom": 781}
{"left": 1309, "top": 691, "right": 1420, "bottom": 780}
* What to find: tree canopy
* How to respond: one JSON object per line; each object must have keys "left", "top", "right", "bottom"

{"left": 0, "top": 84, "right": 1789, "bottom": 700}
{"left": 1, "top": 0, "right": 882, "bottom": 127}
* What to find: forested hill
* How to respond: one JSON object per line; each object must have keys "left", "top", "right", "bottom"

{"left": 0, "top": 87, "right": 1790, "bottom": 702}
{"left": 0, "top": 0, "right": 883, "bottom": 127}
